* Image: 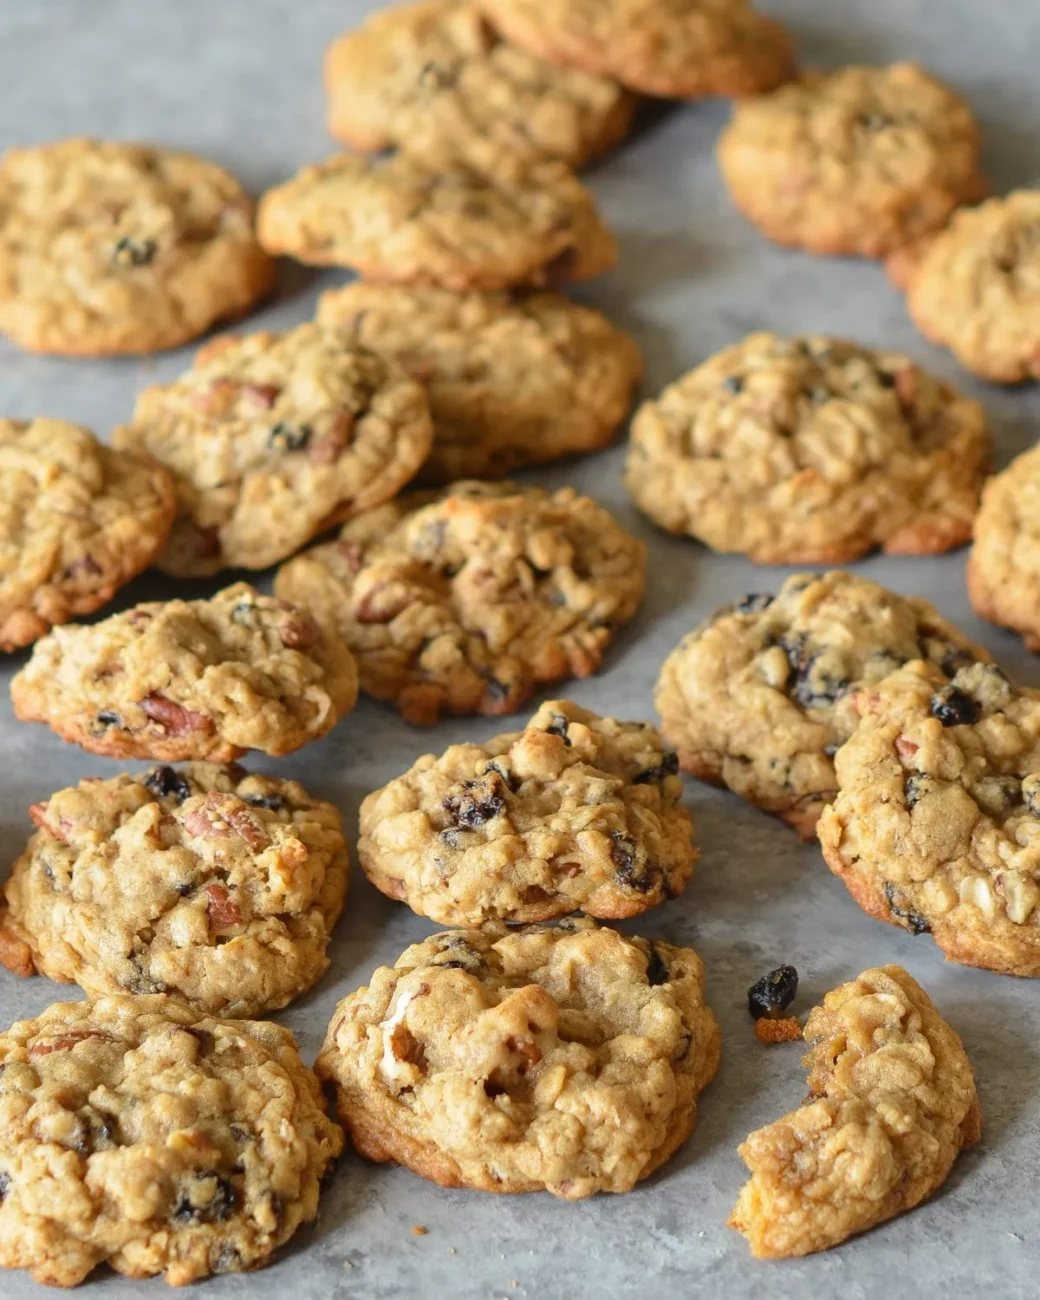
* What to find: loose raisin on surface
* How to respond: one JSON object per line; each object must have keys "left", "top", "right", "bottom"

{"left": 610, "top": 831, "right": 655, "bottom": 892}
{"left": 443, "top": 778, "right": 506, "bottom": 830}
{"left": 545, "top": 713, "right": 572, "bottom": 745}
{"left": 94, "top": 709, "right": 122, "bottom": 729}
{"left": 173, "top": 1173, "right": 239, "bottom": 1225}
{"left": 633, "top": 751, "right": 680, "bottom": 784}
{"left": 747, "top": 965, "right": 799, "bottom": 1019}
{"left": 242, "top": 791, "right": 286, "bottom": 812}
{"left": 884, "top": 883, "right": 931, "bottom": 934}
{"left": 268, "top": 422, "right": 311, "bottom": 452}
{"left": 644, "top": 944, "right": 670, "bottom": 986}
{"left": 112, "top": 235, "right": 157, "bottom": 267}
{"left": 144, "top": 766, "right": 193, "bottom": 803}
{"left": 737, "top": 592, "right": 773, "bottom": 613}
{"left": 930, "top": 686, "right": 980, "bottom": 728}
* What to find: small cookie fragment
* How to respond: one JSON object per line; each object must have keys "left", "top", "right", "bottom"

{"left": 902, "top": 190, "right": 1040, "bottom": 382}
{"left": 754, "top": 1017, "right": 801, "bottom": 1044}
{"left": 10, "top": 582, "right": 358, "bottom": 762}
{"left": 0, "top": 995, "right": 343, "bottom": 1286}
{"left": 729, "top": 965, "right": 980, "bottom": 1257}
{"left": 316, "top": 918, "right": 720, "bottom": 1197}
{"left": 359, "top": 699, "right": 695, "bottom": 923}
{"left": 0, "top": 417, "right": 176, "bottom": 651}
{"left": 274, "top": 481, "right": 645, "bottom": 724}
{"left": 0, "top": 764, "right": 349, "bottom": 1017}
{"left": 654, "top": 571, "right": 988, "bottom": 837}
{"left": 325, "top": 0, "right": 636, "bottom": 172}
{"left": 967, "top": 445, "right": 1040, "bottom": 650}
{"left": 0, "top": 138, "right": 274, "bottom": 356}
{"left": 478, "top": 0, "right": 792, "bottom": 100}
{"left": 717, "top": 64, "right": 984, "bottom": 258}
{"left": 818, "top": 659, "right": 1040, "bottom": 976}
{"left": 256, "top": 152, "right": 617, "bottom": 290}
{"left": 625, "top": 333, "right": 991, "bottom": 563}
{"left": 112, "top": 323, "right": 433, "bottom": 576}
{"left": 317, "top": 283, "right": 642, "bottom": 481}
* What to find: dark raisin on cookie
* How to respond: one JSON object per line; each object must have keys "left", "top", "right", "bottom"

{"left": 143, "top": 765, "right": 193, "bottom": 803}
{"left": 545, "top": 713, "right": 572, "bottom": 745}
{"left": 747, "top": 965, "right": 799, "bottom": 1019}
{"left": 0, "top": 1171, "right": 10, "bottom": 1200}
{"left": 633, "top": 751, "right": 680, "bottom": 784}
{"left": 112, "top": 235, "right": 157, "bottom": 267}
{"left": 242, "top": 791, "right": 287, "bottom": 812}
{"left": 721, "top": 375, "right": 744, "bottom": 395}
{"left": 172, "top": 1173, "right": 239, "bottom": 1225}
{"left": 884, "top": 882, "right": 931, "bottom": 935}
{"left": 94, "top": 709, "right": 122, "bottom": 730}
{"left": 443, "top": 778, "right": 506, "bottom": 830}
{"left": 483, "top": 760, "right": 519, "bottom": 792}
{"left": 644, "top": 944, "right": 670, "bottom": 986}
{"left": 737, "top": 593, "right": 773, "bottom": 614}
{"left": 610, "top": 831, "right": 655, "bottom": 893}
{"left": 268, "top": 422, "right": 311, "bottom": 452}
{"left": 930, "top": 686, "right": 980, "bottom": 728}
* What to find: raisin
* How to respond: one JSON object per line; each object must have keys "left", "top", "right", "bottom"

{"left": 737, "top": 593, "right": 773, "bottom": 614}
{"left": 0, "top": 1171, "right": 9, "bottom": 1200}
{"left": 174, "top": 881, "right": 194, "bottom": 897}
{"left": 268, "top": 422, "right": 311, "bottom": 452}
{"left": 610, "top": 831, "right": 654, "bottom": 892}
{"left": 644, "top": 944, "right": 670, "bottom": 986}
{"left": 94, "top": 709, "right": 122, "bottom": 729}
{"left": 822, "top": 740, "right": 840, "bottom": 758}
{"left": 112, "top": 235, "right": 157, "bottom": 267}
{"left": 633, "top": 751, "right": 680, "bottom": 784}
{"left": 721, "top": 375, "right": 744, "bottom": 394}
{"left": 443, "top": 779, "right": 505, "bottom": 830}
{"left": 747, "top": 965, "right": 799, "bottom": 1019}
{"left": 1023, "top": 774, "right": 1040, "bottom": 818}
{"left": 930, "top": 687, "right": 980, "bottom": 728}
{"left": 546, "top": 713, "right": 572, "bottom": 745}
{"left": 144, "top": 766, "right": 192, "bottom": 803}
{"left": 905, "top": 774, "right": 924, "bottom": 809}
{"left": 884, "top": 883, "right": 930, "bottom": 935}
{"left": 214, "top": 1245, "right": 242, "bottom": 1274}
{"left": 483, "top": 760, "right": 518, "bottom": 792}
{"left": 242, "top": 791, "right": 286, "bottom": 812}
{"left": 173, "top": 1173, "right": 239, "bottom": 1224}
{"left": 937, "top": 645, "right": 977, "bottom": 678}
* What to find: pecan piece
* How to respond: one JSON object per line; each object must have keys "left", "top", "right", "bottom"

{"left": 205, "top": 883, "right": 242, "bottom": 930}
{"left": 308, "top": 409, "right": 356, "bottom": 465}
{"left": 29, "top": 1030, "right": 108, "bottom": 1058}
{"left": 140, "top": 693, "right": 214, "bottom": 737}
{"left": 279, "top": 612, "right": 320, "bottom": 649}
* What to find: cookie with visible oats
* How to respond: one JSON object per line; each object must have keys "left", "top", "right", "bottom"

{"left": 967, "top": 445, "right": 1040, "bottom": 650}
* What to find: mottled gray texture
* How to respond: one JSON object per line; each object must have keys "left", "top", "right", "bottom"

{"left": 0, "top": 0, "right": 1038, "bottom": 1295}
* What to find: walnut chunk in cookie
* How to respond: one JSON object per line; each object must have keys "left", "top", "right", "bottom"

{"left": 967, "top": 444, "right": 1040, "bottom": 650}
{"left": 359, "top": 700, "right": 695, "bottom": 924}
{"left": 625, "top": 333, "right": 991, "bottom": 563}
{"left": 10, "top": 583, "right": 358, "bottom": 761}
{"left": 316, "top": 918, "right": 719, "bottom": 1197}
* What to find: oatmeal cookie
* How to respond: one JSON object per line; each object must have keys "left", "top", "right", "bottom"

{"left": 256, "top": 152, "right": 617, "bottom": 289}
{"left": 316, "top": 918, "right": 719, "bottom": 1197}
{"left": 325, "top": 0, "right": 636, "bottom": 172}
{"left": 717, "top": 64, "right": 984, "bottom": 258}
{"left": 818, "top": 660, "right": 1040, "bottom": 976}
{"left": 967, "top": 446, "right": 1040, "bottom": 649}
{"left": 0, "top": 764, "right": 348, "bottom": 1017}
{"left": 478, "top": 0, "right": 791, "bottom": 100}
{"left": 274, "top": 482, "right": 645, "bottom": 724}
{"left": 10, "top": 583, "right": 358, "bottom": 762}
{"left": 111, "top": 324, "right": 432, "bottom": 577}
{"left": 902, "top": 190, "right": 1040, "bottom": 382}
{"left": 358, "top": 699, "right": 694, "bottom": 923}
{"left": 0, "top": 995, "right": 342, "bottom": 1286}
{"left": 655, "top": 572, "right": 988, "bottom": 838}
{"left": 0, "top": 418, "right": 176, "bottom": 652}
{"left": 0, "top": 138, "right": 274, "bottom": 356}
{"left": 624, "top": 332, "right": 990, "bottom": 563}
{"left": 730, "top": 965, "right": 980, "bottom": 1257}
{"left": 317, "top": 283, "right": 642, "bottom": 481}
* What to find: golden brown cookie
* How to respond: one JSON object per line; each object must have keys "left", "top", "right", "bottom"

{"left": 10, "top": 583, "right": 358, "bottom": 762}
{"left": 316, "top": 918, "right": 719, "bottom": 1197}
{"left": 624, "top": 332, "right": 991, "bottom": 563}
{"left": 730, "top": 965, "right": 980, "bottom": 1257}
{"left": 111, "top": 323, "right": 432, "bottom": 577}
{"left": 967, "top": 445, "right": 1040, "bottom": 650}
{"left": 0, "top": 138, "right": 274, "bottom": 356}
{"left": 316, "top": 283, "right": 642, "bottom": 480}
{"left": 0, "top": 417, "right": 176, "bottom": 652}
{"left": 274, "top": 481, "right": 645, "bottom": 724}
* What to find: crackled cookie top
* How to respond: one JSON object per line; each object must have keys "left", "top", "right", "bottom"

{"left": 655, "top": 572, "right": 988, "bottom": 838}
{"left": 478, "top": 0, "right": 791, "bottom": 99}
{"left": 256, "top": 152, "right": 617, "bottom": 290}
{"left": 718, "top": 64, "right": 984, "bottom": 258}
{"left": 624, "top": 333, "right": 991, "bottom": 563}
{"left": 112, "top": 324, "right": 432, "bottom": 577}
{"left": 967, "top": 445, "right": 1040, "bottom": 650}
{"left": 730, "top": 965, "right": 980, "bottom": 1258}
{"left": 904, "top": 190, "right": 1040, "bottom": 383}
{"left": 0, "top": 995, "right": 342, "bottom": 1287}
{"left": 316, "top": 918, "right": 719, "bottom": 1197}
{"left": 0, "top": 764, "right": 349, "bottom": 1017}
{"left": 359, "top": 700, "right": 694, "bottom": 924}
{"left": 11, "top": 583, "right": 358, "bottom": 762}
{"left": 317, "top": 283, "right": 642, "bottom": 481}
{"left": 0, "top": 418, "right": 176, "bottom": 652}
{"left": 818, "top": 660, "right": 1040, "bottom": 977}
{"left": 325, "top": 0, "right": 636, "bottom": 172}
{"left": 274, "top": 482, "right": 645, "bottom": 724}
{"left": 0, "top": 138, "right": 274, "bottom": 356}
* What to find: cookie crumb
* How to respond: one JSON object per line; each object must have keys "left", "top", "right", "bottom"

{"left": 754, "top": 1015, "right": 801, "bottom": 1043}
{"left": 412, "top": 1225, "right": 429, "bottom": 1237}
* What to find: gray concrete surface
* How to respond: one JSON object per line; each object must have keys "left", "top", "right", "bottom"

{"left": 0, "top": 1, "right": 1038, "bottom": 1295}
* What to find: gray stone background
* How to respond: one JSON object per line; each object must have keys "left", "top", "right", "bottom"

{"left": 1, "top": 1, "right": 1038, "bottom": 1295}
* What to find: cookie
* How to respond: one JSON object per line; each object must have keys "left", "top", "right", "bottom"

{"left": 274, "top": 482, "right": 646, "bottom": 725}
{"left": 10, "top": 583, "right": 358, "bottom": 762}
{"left": 729, "top": 965, "right": 980, "bottom": 1257}
{"left": 358, "top": 699, "right": 695, "bottom": 923}
{"left": 256, "top": 152, "right": 617, "bottom": 290}
{"left": 478, "top": 0, "right": 791, "bottom": 100}
{"left": 111, "top": 324, "right": 433, "bottom": 577}
{"left": 902, "top": 190, "right": 1040, "bottom": 382}
{"left": 0, "top": 764, "right": 348, "bottom": 1017}
{"left": 325, "top": 0, "right": 636, "bottom": 173}
{"left": 967, "top": 446, "right": 1040, "bottom": 650}
{"left": 624, "top": 332, "right": 991, "bottom": 563}
{"left": 655, "top": 572, "right": 989, "bottom": 838}
{"left": 0, "top": 138, "right": 274, "bottom": 356}
{"left": 315, "top": 918, "right": 719, "bottom": 1197}
{"left": 717, "top": 64, "right": 984, "bottom": 258}
{"left": 0, "top": 418, "right": 176, "bottom": 652}
{"left": 317, "top": 283, "right": 642, "bottom": 480}
{"left": 818, "top": 660, "right": 1040, "bottom": 976}
{"left": 0, "top": 994, "right": 342, "bottom": 1286}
